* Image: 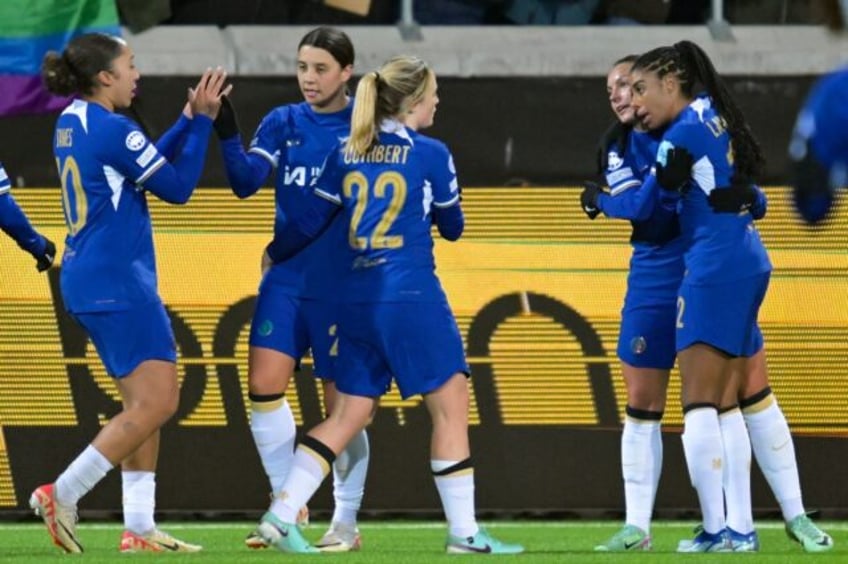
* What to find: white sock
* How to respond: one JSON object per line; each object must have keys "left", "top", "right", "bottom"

{"left": 681, "top": 407, "right": 725, "bottom": 534}
{"left": 621, "top": 417, "right": 662, "bottom": 534}
{"left": 744, "top": 397, "right": 804, "bottom": 522}
{"left": 122, "top": 471, "right": 156, "bottom": 535}
{"left": 270, "top": 440, "right": 332, "bottom": 523}
{"left": 55, "top": 444, "right": 113, "bottom": 506}
{"left": 332, "top": 429, "right": 369, "bottom": 526}
{"left": 432, "top": 459, "right": 478, "bottom": 538}
{"left": 720, "top": 407, "right": 753, "bottom": 534}
{"left": 250, "top": 397, "right": 296, "bottom": 494}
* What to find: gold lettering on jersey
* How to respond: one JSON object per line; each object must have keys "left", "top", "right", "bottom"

{"left": 343, "top": 144, "right": 410, "bottom": 165}
{"left": 705, "top": 116, "right": 727, "bottom": 138}
{"left": 56, "top": 128, "right": 73, "bottom": 147}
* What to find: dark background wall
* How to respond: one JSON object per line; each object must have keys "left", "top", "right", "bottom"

{"left": 0, "top": 75, "right": 818, "bottom": 188}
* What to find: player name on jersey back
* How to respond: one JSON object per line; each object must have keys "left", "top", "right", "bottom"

{"left": 343, "top": 144, "right": 411, "bottom": 165}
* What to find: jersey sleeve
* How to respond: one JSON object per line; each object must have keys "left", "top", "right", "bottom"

{"left": 603, "top": 141, "right": 641, "bottom": 196}
{"left": 427, "top": 141, "right": 461, "bottom": 208}
{"left": 0, "top": 163, "right": 10, "bottom": 196}
{"left": 661, "top": 123, "right": 718, "bottom": 193}
{"left": 247, "top": 107, "right": 289, "bottom": 168}
{"left": 96, "top": 115, "right": 167, "bottom": 185}
{"left": 312, "top": 146, "right": 344, "bottom": 206}
{"left": 800, "top": 70, "right": 848, "bottom": 173}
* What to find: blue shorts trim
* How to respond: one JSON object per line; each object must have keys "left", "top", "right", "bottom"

{"left": 676, "top": 273, "right": 770, "bottom": 357}
{"left": 333, "top": 302, "right": 469, "bottom": 399}
{"left": 249, "top": 280, "right": 337, "bottom": 378}
{"left": 72, "top": 301, "right": 176, "bottom": 378}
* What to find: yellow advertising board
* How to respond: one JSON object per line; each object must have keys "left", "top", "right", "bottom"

{"left": 1, "top": 187, "right": 846, "bottom": 507}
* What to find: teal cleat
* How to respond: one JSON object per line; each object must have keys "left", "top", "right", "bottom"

{"left": 446, "top": 528, "right": 524, "bottom": 554}
{"left": 677, "top": 527, "right": 732, "bottom": 553}
{"left": 727, "top": 527, "right": 760, "bottom": 552}
{"left": 594, "top": 524, "right": 651, "bottom": 552}
{"left": 786, "top": 513, "right": 833, "bottom": 552}
{"left": 256, "top": 511, "right": 318, "bottom": 554}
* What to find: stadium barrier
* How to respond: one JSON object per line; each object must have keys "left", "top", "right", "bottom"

{"left": 0, "top": 187, "right": 845, "bottom": 517}
{"left": 0, "top": 74, "right": 823, "bottom": 188}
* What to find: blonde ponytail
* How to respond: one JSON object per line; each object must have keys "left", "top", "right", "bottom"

{"left": 347, "top": 57, "right": 434, "bottom": 157}
{"left": 348, "top": 71, "right": 379, "bottom": 156}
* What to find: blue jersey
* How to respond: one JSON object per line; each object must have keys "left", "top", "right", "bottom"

{"left": 791, "top": 67, "right": 848, "bottom": 184}
{"left": 313, "top": 120, "right": 461, "bottom": 303}
{"left": 53, "top": 100, "right": 168, "bottom": 313}
{"left": 659, "top": 95, "right": 772, "bottom": 284}
{"left": 0, "top": 163, "right": 9, "bottom": 194}
{"left": 602, "top": 129, "right": 686, "bottom": 300}
{"left": 1, "top": 162, "right": 46, "bottom": 256}
{"left": 249, "top": 102, "right": 351, "bottom": 299}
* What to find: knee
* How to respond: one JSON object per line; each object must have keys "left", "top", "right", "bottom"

{"left": 143, "top": 386, "right": 179, "bottom": 425}
{"left": 248, "top": 367, "right": 289, "bottom": 395}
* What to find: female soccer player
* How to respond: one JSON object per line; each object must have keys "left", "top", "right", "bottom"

{"left": 788, "top": 66, "right": 847, "bottom": 224}
{"left": 253, "top": 55, "right": 523, "bottom": 554}
{"left": 624, "top": 40, "right": 774, "bottom": 552}
{"left": 212, "top": 27, "right": 368, "bottom": 552}
{"left": 584, "top": 55, "right": 684, "bottom": 553}
{"left": 0, "top": 162, "right": 55, "bottom": 270}
{"left": 586, "top": 53, "right": 831, "bottom": 553}
{"left": 30, "top": 32, "right": 228, "bottom": 554}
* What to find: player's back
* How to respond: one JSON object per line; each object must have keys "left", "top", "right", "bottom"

{"left": 54, "top": 100, "right": 161, "bottom": 312}
{"left": 320, "top": 122, "right": 458, "bottom": 303}
{"left": 664, "top": 96, "right": 770, "bottom": 283}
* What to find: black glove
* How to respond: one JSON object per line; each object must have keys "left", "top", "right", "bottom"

{"left": 34, "top": 237, "right": 56, "bottom": 272}
{"left": 707, "top": 182, "right": 758, "bottom": 213}
{"left": 580, "top": 181, "right": 605, "bottom": 220}
{"left": 597, "top": 121, "right": 631, "bottom": 173}
{"left": 656, "top": 147, "right": 694, "bottom": 192}
{"left": 791, "top": 147, "right": 834, "bottom": 224}
{"left": 213, "top": 95, "right": 240, "bottom": 140}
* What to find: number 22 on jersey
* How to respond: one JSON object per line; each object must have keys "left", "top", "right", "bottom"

{"left": 56, "top": 156, "right": 88, "bottom": 235}
{"left": 342, "top": 170, "right": 407, "bottom": 250}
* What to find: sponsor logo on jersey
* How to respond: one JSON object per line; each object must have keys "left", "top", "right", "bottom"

{"left": 135, "top": 144, "right": 158, "bottom": 168}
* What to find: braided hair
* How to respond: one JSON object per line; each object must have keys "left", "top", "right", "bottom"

{"left": 632, "top": 41, "right": 765, "bottom": 181}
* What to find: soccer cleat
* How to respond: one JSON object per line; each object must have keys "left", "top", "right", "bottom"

{"left": 29, "top": 483, "right": 83, "bottom": 554}
{"left": 676, "top": 527, "right": 732, "bottom": 553}
{"left": 244, "top": 505, "right": 310, "bottom": 549}
{"left": 119, "top": 529, "right": 202, "bottom": 553}
{"left": 786, "top": 513, "right": 833, "bottom": 552}
{"left": 446, "top": 528, "right": 524, "bottom": 554}
{"left": 244, "top": 528, "right": 268, "bottom": 550}
{"left": 315, "top": 521, "right": 362, "bottom": 552}
{"left": 727, "top": 527, "right": 760, "bottom": 552}
{"left": 594, "top": 524, "right": 651, "bottom": 551}
{"left": 256, "top": 511, "right": 319, "bottom": 554}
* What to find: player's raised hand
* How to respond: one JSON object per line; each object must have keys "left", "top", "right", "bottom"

{"left": 188, "top": 67, "right": 233, "bottom": 119}
{"left": 213, "top": 95, "right": 241, "bottom": 140}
